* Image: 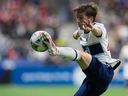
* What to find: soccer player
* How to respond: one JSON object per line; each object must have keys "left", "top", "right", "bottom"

{"left": 41, "top": 2, "right": 120, "bottom": 96}
{"left": 119, "top": 44, "right": 128, "bottom": 95}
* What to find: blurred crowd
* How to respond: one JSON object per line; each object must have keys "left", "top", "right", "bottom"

{"left": 0, "top": 0, "right": 128, "bottom": 68}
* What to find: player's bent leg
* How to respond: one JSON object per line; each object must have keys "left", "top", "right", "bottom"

{"left": 42, "top": 31, "right": 92, "bottom": 69}
{"left": 76, "top": 51, "right": 92, "bottom": 70}
{"left": 42, "top": 32, "right": 114, "bottom": 96}
{"left": 56, "top": 48, "right": 92, "bottom": 69}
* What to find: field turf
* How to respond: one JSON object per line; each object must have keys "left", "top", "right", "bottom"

{"left": 0, "top": 85, "right": 125, "bottom": 96}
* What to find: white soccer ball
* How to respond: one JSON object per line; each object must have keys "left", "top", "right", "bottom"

{"left": 30, "top": 31, "right": 48, "bottom": 52}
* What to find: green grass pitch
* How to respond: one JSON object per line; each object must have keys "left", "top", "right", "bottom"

{"left": 0, "top": 85, "right": 125, "bottom": 96}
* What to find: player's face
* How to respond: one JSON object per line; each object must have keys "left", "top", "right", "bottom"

{"left": 75, "top": 13, "right": 93, "bottom": 30}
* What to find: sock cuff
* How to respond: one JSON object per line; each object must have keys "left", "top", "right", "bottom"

{"left": 73, "top": 49, "right": 80, "bottom": 61}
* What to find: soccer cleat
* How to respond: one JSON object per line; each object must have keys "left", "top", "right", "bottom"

{"left": 41, "top": 31, "right": 58, "bottom": 55}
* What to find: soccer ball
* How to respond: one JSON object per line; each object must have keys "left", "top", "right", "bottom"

{"left": 30, "top": 31, "right": 48, "bottom": 52}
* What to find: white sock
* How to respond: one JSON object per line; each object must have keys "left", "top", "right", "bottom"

{"left": 56, "top": 47, "right": 81, "bottom": 61}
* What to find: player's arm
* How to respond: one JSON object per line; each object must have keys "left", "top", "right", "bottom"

{"left": 73, "top": 30, "right": 80, "bottom": 40}
{"left": 82, "top": 19, "right": 102, "bottom": 37}
{"left": 90, "top": 26, "right": 102, "bottom": 37}
{"left": 73, "top": 27, "right": 85, "bottom": 40}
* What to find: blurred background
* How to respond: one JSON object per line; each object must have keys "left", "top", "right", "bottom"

{"left": 0, "top": 0, "right": 128, "bottom": 96}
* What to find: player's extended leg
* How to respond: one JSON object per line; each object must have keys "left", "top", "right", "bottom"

{"left": 42, "top": 31, "right": 114, "bottom": 96}
{"left": 42, "top": 31, "right": 92, "bottom": 70}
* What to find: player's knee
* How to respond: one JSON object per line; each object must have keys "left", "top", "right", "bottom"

{"left": 77, "top": 51, "right": 92, "bottom": 70}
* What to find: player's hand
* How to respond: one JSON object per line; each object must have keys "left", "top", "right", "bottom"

{"left": 73, "top": 30, "right": 80, "bottom": 40}
{"left": 81, "top": 19, "right": 93, "bottom": 32}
